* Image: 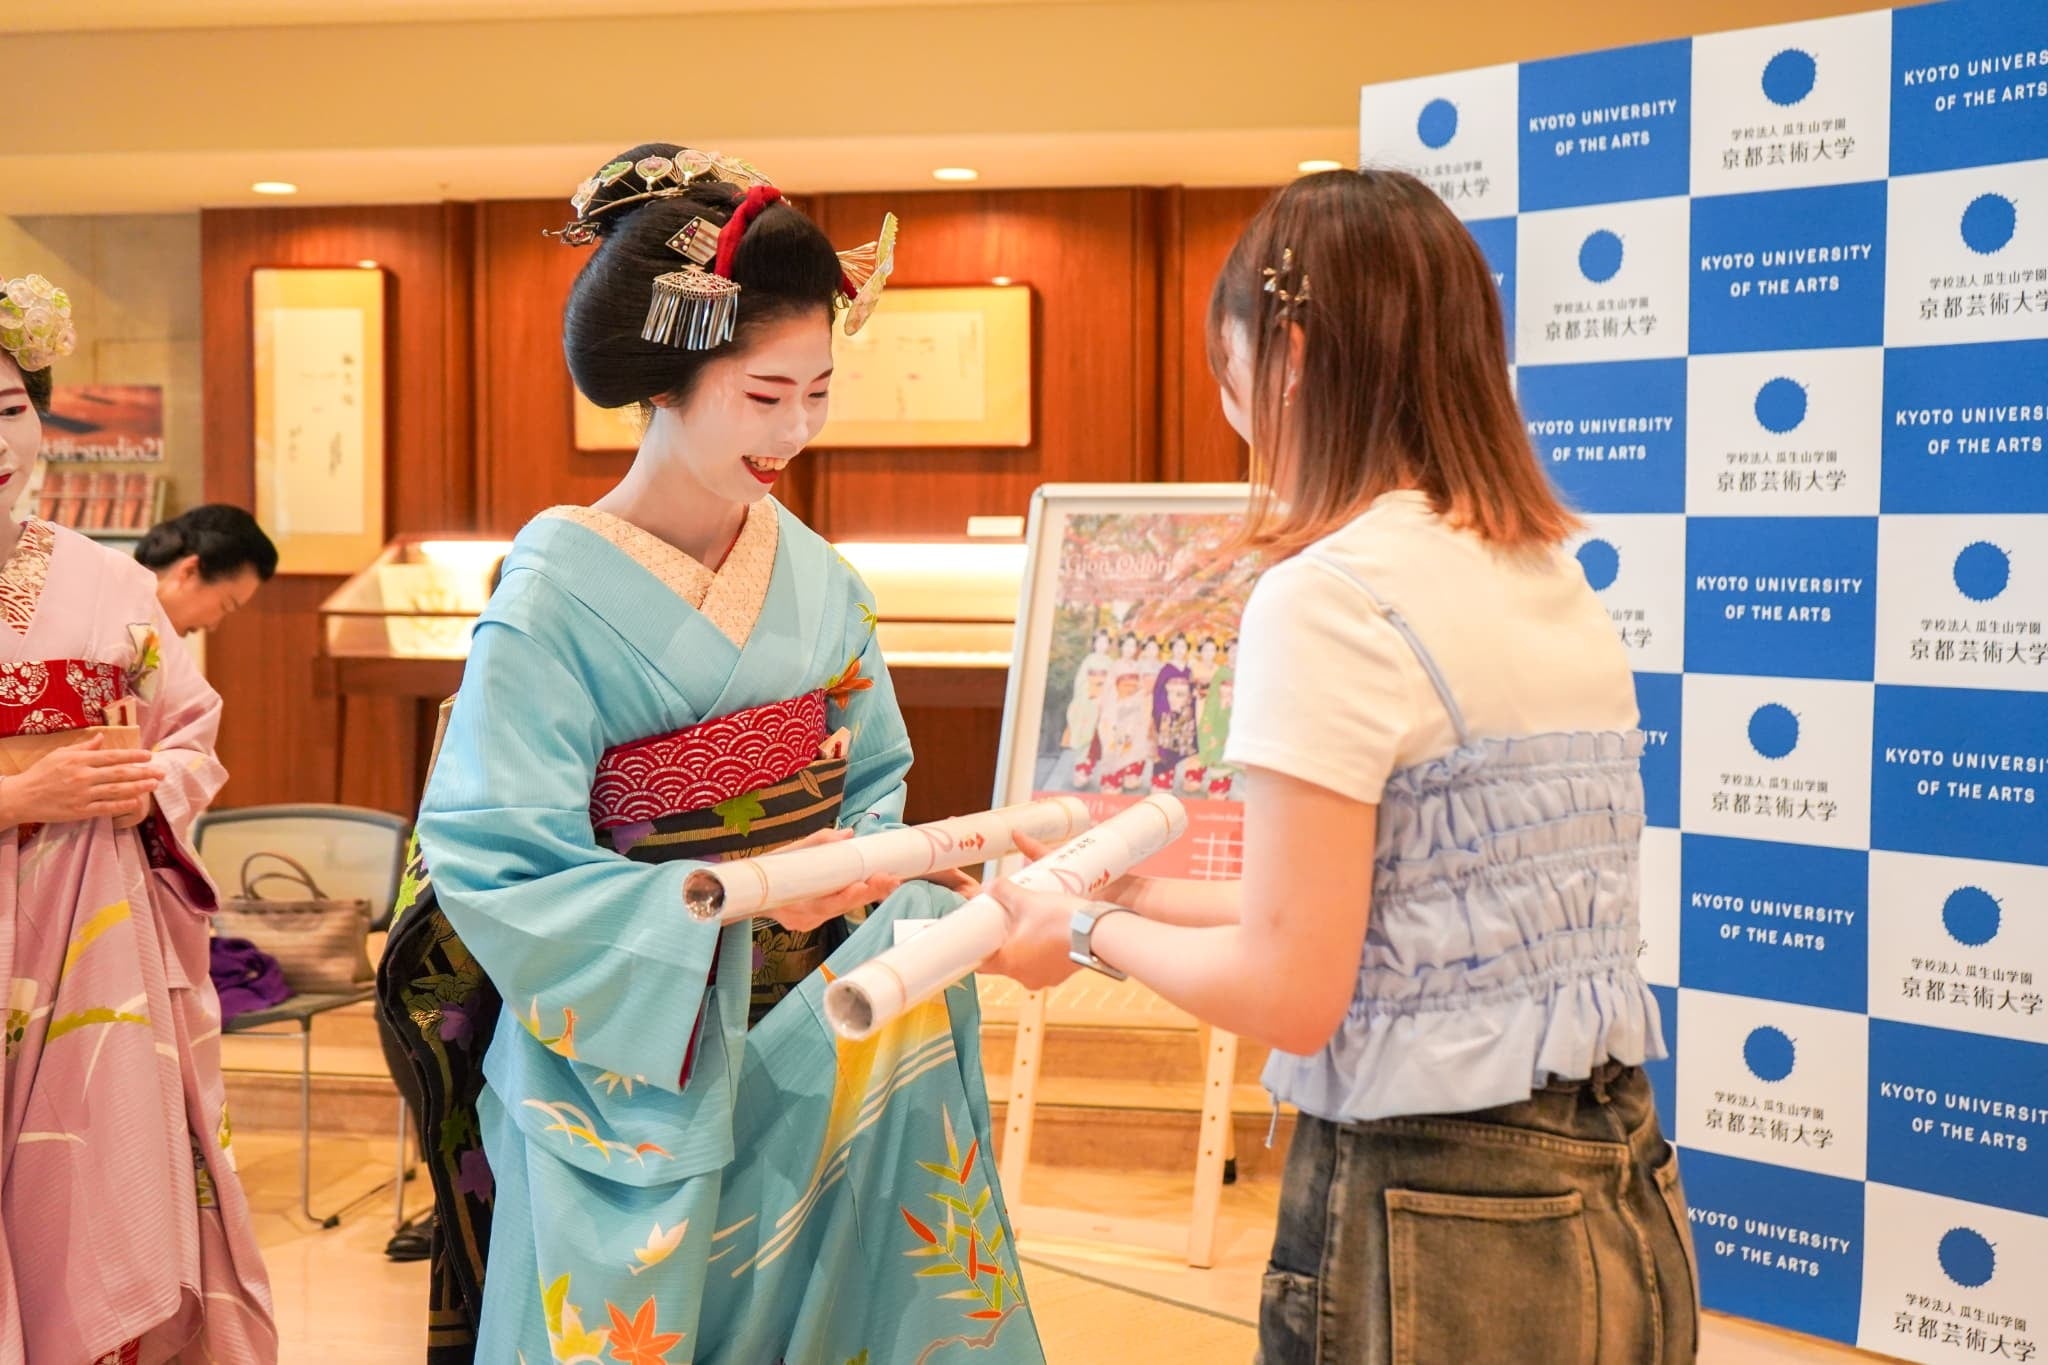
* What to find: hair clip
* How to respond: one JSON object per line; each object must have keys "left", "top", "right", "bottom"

{"left": 1262, "top": 247, "right": 1312, "bottom": 314}
{"left": 665, "top": 216, "right": 723, "bottom": 267}
{"left": 641, "top": 185, "right": 784, "bottom": 350}
{"left": 644, "top": 270, "right": 742, "bottom": 350}
{"left": 835, "top": 212, "right": 899, "bottom": 336}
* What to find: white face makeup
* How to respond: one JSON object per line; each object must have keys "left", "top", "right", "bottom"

{"left": 0, "top": 355, "right": 42, "bottom": 524}
{"left": 651, "top": 312, "right": 836, "bottom": 505}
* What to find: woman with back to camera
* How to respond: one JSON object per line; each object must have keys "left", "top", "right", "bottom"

{"left": 988, "top": 169, "right": 1698, "bottom": 1363}
{"left": 401, "top": 143, "right": 1042, "bottom": 1364}
{"left": 135, "top": 503, "right": 278, "bottom": 636}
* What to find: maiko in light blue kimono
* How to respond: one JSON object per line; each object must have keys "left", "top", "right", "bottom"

{"left": 413, "top": 500, "right": 1043, "bottom": 1365}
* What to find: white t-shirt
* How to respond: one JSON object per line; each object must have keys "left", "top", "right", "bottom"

{"left": 1225, "top": 490, "right": 1637, "bottom": 804}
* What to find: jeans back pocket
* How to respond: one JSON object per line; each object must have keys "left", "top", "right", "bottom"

{"left": 1387, "top": 1188, "right": 1597, "bottom": 1364}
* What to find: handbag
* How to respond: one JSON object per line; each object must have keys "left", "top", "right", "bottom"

{"left": 213, "top": 852, "right": 374, "bottom": 994}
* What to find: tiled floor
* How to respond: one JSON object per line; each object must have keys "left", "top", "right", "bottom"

{"left": 239, "top": 1134, "right": 1891, "bottom": 1363}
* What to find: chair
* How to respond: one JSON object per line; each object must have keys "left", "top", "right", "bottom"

{"left": 194, "top": 804, "right": 414, "bottom": 1228}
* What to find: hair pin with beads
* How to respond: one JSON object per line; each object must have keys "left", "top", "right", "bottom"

{"left": 1262, "top": 247, "right": 1312, "bottom": 314}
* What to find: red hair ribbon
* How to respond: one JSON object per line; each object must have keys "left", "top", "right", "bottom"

{"left": 714, "top": 185, "right": 784, "bottom": 279}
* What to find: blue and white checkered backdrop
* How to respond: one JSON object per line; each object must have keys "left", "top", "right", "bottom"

{"left": 1360, "top": 1, "right": 2046, "bottom": 1357}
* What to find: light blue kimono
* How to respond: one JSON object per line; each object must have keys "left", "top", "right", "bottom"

{"left": 417, "top": 504, "right": 1042, "bottom": 1365}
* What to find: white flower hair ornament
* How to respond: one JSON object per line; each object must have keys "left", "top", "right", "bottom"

{"left": 0, "top": 274, "right": 78, "bottom": 374}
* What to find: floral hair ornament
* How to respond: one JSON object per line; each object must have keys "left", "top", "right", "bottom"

{"left": 0, "top": 274, "right": 78, "bottom": 374}
{"left": 1262, "top": 247, "right": 1312, "bottom": 317}
{"left": 835, "top": 212, "right": 899, "bottom": 337}
{"left": 551, "top": 148, "right": 772, "bottom": 247}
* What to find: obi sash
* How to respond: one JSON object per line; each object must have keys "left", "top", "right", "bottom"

{"left": 590, "top": 688, "right": 847, "bottom": 1026}
{"left": 0, "top": 657, "right": 126, "bottom": 736}
{"left": 0, "top": 658, "right": 207, "bottom": 900}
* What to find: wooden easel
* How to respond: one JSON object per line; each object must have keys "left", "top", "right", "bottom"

{"left": 996, "top": 983, "right": 1240, "bottom": 1268}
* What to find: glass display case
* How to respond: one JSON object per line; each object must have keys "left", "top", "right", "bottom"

{"left": 318, "top": 534, "right": 1023, "bottom": 708}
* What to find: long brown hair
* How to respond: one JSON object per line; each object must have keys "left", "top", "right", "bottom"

{"left": 1207, "top": 169, "right": 1576, "bottom": 556}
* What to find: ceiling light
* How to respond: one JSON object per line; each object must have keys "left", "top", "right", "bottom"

{"left": 990, "top": 275, "right": 1013, "bottom": 286}
{"left": 356, "top": 259, "right": 380, "bottom": 270}
{"left": 1297, "top": 159, "right": 1346, "bottom": 175}
{"left": 251, "top": 181, "right": 298, "bottom": 195}
{"left": 932, "top": 167, "right": 980, "bottom": 183}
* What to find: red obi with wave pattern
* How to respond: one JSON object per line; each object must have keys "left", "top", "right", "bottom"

{"left": 0, "top": 658, "right": 128, "bottom": 739}
{"left": 589, "top": 690, "right": 828, "bottom": 831}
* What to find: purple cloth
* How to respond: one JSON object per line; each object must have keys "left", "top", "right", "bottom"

{"left": 210, "top": 936, "right": 292, "bottom": 1021}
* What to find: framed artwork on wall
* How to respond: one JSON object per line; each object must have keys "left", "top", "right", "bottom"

{"left": 812, "top": 284, "right": 1033, "bottom": 449}
{"left": 251, "top": 266, "right": 388, "bottom": 574}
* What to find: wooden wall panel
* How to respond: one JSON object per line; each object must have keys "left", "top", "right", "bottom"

{"left": 198, "top": 184, "right": 1273, "bottom": 814}
{"left": 1162, "top": 186, "right": 1272, "bottom": 485}
{"left": 474, "top": 199, "right": 630, "bottom": 532}
{"left": 200, "top": 203, "right": 474, "bottom": 811}
{"left": 806, "top": 188, "right": 1164, "bottom": 539}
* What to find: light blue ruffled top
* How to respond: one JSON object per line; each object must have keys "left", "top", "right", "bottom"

{"left": 1260, "top": 560, "right": 1665, "bottom": 1125}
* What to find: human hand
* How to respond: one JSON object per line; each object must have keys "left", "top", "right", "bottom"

{"left": 110, "top": 790, "right": 157, "bottom": 831}
{"left": 919, "top": 865, "right": 980, "bottom": 897}
{"left": 981, "top": 875, "right": 1085, "bottom": 992}
{"left": 2, "top": 736, "right": 161, "bottom": 828}
{"left": 763, "top": 827, "right": 902, "bottom": 933}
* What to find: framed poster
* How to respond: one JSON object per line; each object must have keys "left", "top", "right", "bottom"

{"left": 252, "top": 266, "right": 388, "bottom": 574}
{"left": 811, "top": 284, "right": 1033, "bottom": 449}
{"left": 992, "top": 483, "right": 1264, "bottom": 884}
{"left": 40, "top": 384, "right": 165, "bottom": 463}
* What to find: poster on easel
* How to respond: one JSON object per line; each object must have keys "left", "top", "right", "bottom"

{"left": 252, "top": 266, "right": 388, "bottom": 574}
{"left": 994, "top": 484, "right": 1263, "bottom": 888}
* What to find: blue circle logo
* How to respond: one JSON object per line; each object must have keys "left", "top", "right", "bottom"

{"left": 1579, "top": 230, "right": 1625, "bottom": 284}
{"left": 1953, "top": 541, "right": 2011, "bottom": 603}
{"left": 1961, "top": 194, "right": 2017, "bottom": 255}
{"left": 1418, "top": 98, "right": 1459, "bottom": 149}
{"left": 1748, "top": 704, "right": 1800, "bottom": 760}
{"left": 1938, "top": 1228, "right": 1997, "bottom": 1289}
{"left": 1754, "top": 377, "right": 1809, "bottom": 434}
{"left": 1762, "top": 48, "right": 1818, "bottom": 106}
{"left": 1576, "top": 538, "right": 1621, "bottom": 592}
{"left": 1743, "top": 1026, "right": 1796, "bottom": 1083}
{"left": 1942, "top": 886, "right": 2002, "bottom": 948}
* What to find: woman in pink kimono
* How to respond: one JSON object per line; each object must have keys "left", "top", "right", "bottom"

{"left": 0, "top": 274, "right": 275, "bottom": 1363}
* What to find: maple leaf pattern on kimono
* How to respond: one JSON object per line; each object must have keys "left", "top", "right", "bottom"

{"left": 629, "top": 1220, "right": 686, "bottom": 1277}
{"left": 825, "top": 656, "right": 873, "bottom": 711}
{"left": 541, "top": 1273, "right": 610, "bottom": 1364}
{"left": 605, "top": 1296, "right": 685, "bottom": 1365}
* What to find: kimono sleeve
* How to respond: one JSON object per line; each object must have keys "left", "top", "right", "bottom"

{"left": 137, "top": 603, "right": 228, "bottom": 911}
{"left": 834, "top": 575, "right": 914, "bottom": 836}
{"left": 418, "top": 617, "right": 718, "bottom": 1093}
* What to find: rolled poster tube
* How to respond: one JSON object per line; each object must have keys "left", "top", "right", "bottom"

{"left": 822, "top": 794, "right": 1189, "bottom": 1040}
{"left": 683, "top": 795, "right": 1093, "bottom": 925}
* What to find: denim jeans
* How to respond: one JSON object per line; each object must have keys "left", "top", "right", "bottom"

{"left": 1257, "top": 1064, "right": 1699, "bottom": 1364}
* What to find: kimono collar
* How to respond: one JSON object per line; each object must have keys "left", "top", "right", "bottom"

{"left": 534, "top": 501, "right": 777, "bottom": 649}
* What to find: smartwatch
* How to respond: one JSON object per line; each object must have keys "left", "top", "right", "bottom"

{"left": 1068, "top": 903, "right": 1135, "bottom": 981}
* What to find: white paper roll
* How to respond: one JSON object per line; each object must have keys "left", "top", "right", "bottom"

{"left": 823, "top": 794, "right": 1190, "bottom": 1040}
{"left": 683, "top": 795, "right": 1093, "bottom": 924}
